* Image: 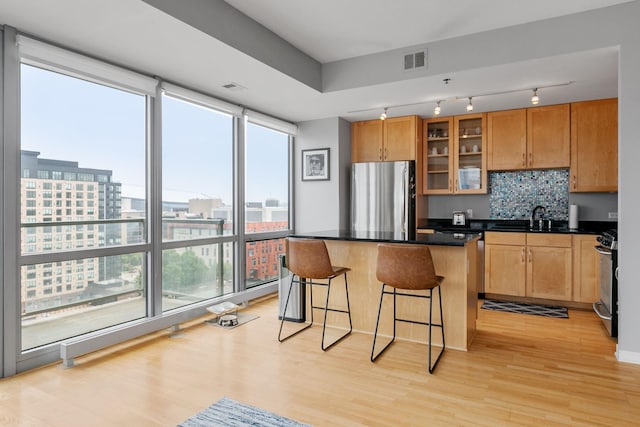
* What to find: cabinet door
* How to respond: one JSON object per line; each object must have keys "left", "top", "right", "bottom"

{"left": 527, "top": 104, "right": 570, "bottom": 169}
{"left": 454, "top": 113, "right": 487, "bottom": 194}
{"left": 526, "top": 246, "right": 572, "bottom": 301}
{"left": 572, "top": 235, "right": 600, "bottom": 303}
{"left": 384, "top": 115, "right": 418, "bottom": 161}
{"left": 423, "top": 117, "right": 454, "bottom": 194}
{"left": 487, "top": 109, "right": 527, "bottom": 170}
{"left": 485, "top": 243, "right": 526, "bottom": 296}
{"left": 570, "top": 98, "right": 618, "bottom": 192}
{"left": 352, "top": 119, "right": 383, "bottom": 162}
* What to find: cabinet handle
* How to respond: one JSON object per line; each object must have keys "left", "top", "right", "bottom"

{"left": 379, "top": 147, "right": 382, "bottom": 160}
{"left": 449, "top": 178, "right": 452, "bottom": 192}
{"left": 384, "top": 147, "right": 388, "bottom": 159}
{"left": 528, "top": 249, "right": 532, "bottom": 263}
{"left": 572, "top": 175, "right": 577, "bottom": 189}
{"left": 528, "top": 152, "right": 532, "bottom": 166}
{"left": 522, "top": 152, "right": 525, "bottom": 167}
{"left": 521, "top": 248, "right": 525, "bottom": 263}
{"left": 455, "top": 179, "right": 459, "bottom": 192}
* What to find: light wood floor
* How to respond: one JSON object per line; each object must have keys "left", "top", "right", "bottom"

{"left": 1, "top": 295, "right": 639, "bottom": 426}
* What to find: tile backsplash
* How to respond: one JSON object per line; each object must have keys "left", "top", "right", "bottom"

{"left": 489, "top": 170, "right": 569, "bottom": 220}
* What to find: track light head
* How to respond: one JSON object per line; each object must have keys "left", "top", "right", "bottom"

{"left": 380, "top": 108, "right": 387, "bottom": 120}
{"left": 531, "top": 88, "right": 540, "bottom": 105}
{"left": 434, "top": 101, "right": 441, "bottom": 116}
{"left": 466, "top": 97, "right": 474, "bottom": 112}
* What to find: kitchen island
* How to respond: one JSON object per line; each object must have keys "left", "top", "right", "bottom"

{"left": 288, "top": 230, "right": 481, "bottom": 351}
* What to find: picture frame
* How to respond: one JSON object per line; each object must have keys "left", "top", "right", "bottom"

{"left": 301, "top": 148, "right": 330, "bottom": 181}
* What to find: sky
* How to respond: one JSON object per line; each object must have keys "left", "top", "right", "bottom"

{"left": 20, "top": 64, "right": 290, "bottom": 206}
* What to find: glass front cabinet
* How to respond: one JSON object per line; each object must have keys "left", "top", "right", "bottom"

{"left": 422, "top": 114, "right": 487, "bottom": 194}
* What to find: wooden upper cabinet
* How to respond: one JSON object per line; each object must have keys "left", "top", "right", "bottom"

{"left": 527, "top": 104, "right": 570, "bottom": 169}
{"left": 570, "top": 98, "right": 618, "bottom": 192}
{"left": 454, "top": 113, "right": 487, "bottom": 194}
{"left": 487, "top": 109, "right": 527, "bottom": 170}
{"left": 487, "top": 104, "right": 569, "bottom": 171}
{"left": 422, "top": 117, "right": 454, "bottom": 194}
{"left": 384, "top": 115, "right": 420, "bottom": 161}
{"left": 351, "top": 119, "right": 383, "bottom": 162}
{"left": 351, "top": 115, "right": 419, "bottom": 163}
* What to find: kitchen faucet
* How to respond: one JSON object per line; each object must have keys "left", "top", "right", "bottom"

{"left": 530, "top": 205, "right": 546, "bottom": 229}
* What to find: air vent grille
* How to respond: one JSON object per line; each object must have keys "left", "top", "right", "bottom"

{"left": 403, "top": 50, "right": 427, "bottom": 71}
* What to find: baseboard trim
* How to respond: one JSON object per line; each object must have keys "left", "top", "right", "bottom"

{"left": 616, "top": 348, "right": 640, "bottom": 365}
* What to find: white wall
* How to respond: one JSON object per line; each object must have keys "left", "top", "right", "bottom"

{"left": 295, "top": 117, "right": 350, "bottom": 232}
{"left": 303, "top": 1, "right": 640, "bottom": 362}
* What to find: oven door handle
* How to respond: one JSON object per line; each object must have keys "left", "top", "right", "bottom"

{"left": 594, "top": 246, "right": 612, "bottom": 256}
{"left": 593, "top": 301, "right": 612, "bottom": 321}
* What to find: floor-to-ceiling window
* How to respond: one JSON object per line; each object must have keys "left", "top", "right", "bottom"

{"left": 19, "top": 63, "right": 149, "bottom": 350}
{"left": 1, "top": 33, "right": 295, "bottom": 376}
{"left": 161, "top": 91, "right": 236, "bottom": 311}
{"left": 244, "top": 120, "right": 292, "bottom": 288}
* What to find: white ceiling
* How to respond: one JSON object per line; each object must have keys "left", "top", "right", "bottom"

{"left": 0, "top": 0, "right": 630, "bottom": 123}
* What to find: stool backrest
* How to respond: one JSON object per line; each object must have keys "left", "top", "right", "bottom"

{"left": 286, "top": 238, "right": 335, "bottom": 279}
{"left": 376, "top": 243, "right": 439, "bottom": 290}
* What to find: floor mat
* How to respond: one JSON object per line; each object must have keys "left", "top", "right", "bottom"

{"left": 481, "top": 299, "right": 568, "bottom": 318}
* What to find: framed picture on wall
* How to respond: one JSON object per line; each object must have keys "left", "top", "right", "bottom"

{"left": 301, "top": 148, "right": 330, "bottom": 181}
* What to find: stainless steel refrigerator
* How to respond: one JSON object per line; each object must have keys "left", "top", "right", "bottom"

{"left": 351, "top": 161, "right": 416, "bottom": 240}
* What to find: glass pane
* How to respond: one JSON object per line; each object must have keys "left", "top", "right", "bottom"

{"left": 245, "top": 238, "right": 285, "bottom": 288}
{"left": 21, "top": 253, "right": 146, "bottom": 350}
{"left": 245, "top": 123, "right": 289, "bottom": 232}
{"left": 162, "top": 95, "right": 234, "bottom": 240}
{"left": 162, "top": 242, "right": 234, "bottom": 311}
{"left": 20, "top": 64, "right": 147, "bottom": 348}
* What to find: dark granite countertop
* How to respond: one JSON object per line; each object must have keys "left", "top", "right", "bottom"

{"left": 290, "top": 229, "right": 481, "bottom": 247}
{"left": 418, "top": 218, "right": 616, "bottom": 235}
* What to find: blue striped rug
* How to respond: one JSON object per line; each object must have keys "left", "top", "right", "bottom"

{"left": 178, "top": 397, "right": 311, "bottom": 427}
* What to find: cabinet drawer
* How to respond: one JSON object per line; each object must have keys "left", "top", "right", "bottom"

{"left": 526, "top": 233, "right": 571, "bottom": 248}
{"left": 485, "top": 232, "right": 526, "bottom": 245}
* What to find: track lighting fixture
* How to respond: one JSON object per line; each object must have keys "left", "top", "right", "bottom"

{"left": 347, "top": 82, "right": 573, "bottom": 117}
{"left": 531, "top": 88, "right": 540, "bottom": 105}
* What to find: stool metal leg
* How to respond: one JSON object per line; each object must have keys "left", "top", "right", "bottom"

{"left": 371, "top": 284, "right": 445, "bottom": 373}
{"left": 427, "top": 285, "right": 445, "bottom": 373}
{"left": 371, "top": 285, "right": 397, "bottom": 361}
{"left": 320, "top": 274, "right": 353, "bottom": 351}
{"left": 278, "top": 274, "right": 312, "bottom": 343}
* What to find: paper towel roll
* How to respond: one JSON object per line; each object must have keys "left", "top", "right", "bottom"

{"left": 569, "top": 204, "right": 579, "bottom": 229}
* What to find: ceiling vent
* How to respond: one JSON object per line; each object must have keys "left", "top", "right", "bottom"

{"left": 222, "top": 82, "right": 247, "bottom": 91}
{"left": 403, "top": 50, "right": 427, "bottom": 71}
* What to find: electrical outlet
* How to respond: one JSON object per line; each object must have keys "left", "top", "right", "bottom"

{"left": 608, "top": 212, "right": 618, "bottom": 219}
{"left": 466, "top": 209, "right": 473, "bottom": 218}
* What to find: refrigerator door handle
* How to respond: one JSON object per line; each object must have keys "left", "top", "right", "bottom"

{"left": 400, "top": 165, "right": 406, "bottom": 232}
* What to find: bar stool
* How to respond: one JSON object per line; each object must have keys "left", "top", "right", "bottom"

{"left": 371, "top": 243, "right": 445, "bottom": 373}
{"left": 278, "top": 238, "right": 353, "bottom": 351}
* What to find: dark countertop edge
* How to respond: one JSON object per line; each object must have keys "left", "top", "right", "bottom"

{"left": 290, "top": 230, "right": 481, "bottom": 247}
{"left": 417, "top": 218, "right": 616, "bottom": 235}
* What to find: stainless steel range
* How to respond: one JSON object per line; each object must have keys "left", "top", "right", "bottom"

{"left": 593, "top": 229, "right": 618, "bottom": 337}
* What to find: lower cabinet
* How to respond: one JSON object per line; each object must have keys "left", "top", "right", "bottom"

{"left": 485, "top": 232, "right": 572, "bottom": 302}
{"left": 484, "top": 232, "right": 527, "bottom": 296}
{"left": 572, "top": 234, "right": 599, "bottom": 303}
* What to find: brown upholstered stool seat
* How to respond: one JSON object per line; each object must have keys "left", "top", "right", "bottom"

{"left": 278, "top": 238, "right": 352, "bottom": 351}
{"left": 371, "top": 243, "right": 445, "bottom": 373}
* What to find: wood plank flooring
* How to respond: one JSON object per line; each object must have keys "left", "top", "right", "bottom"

{"left": 1, "top": 295, "right": 638, "bottom": 426}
